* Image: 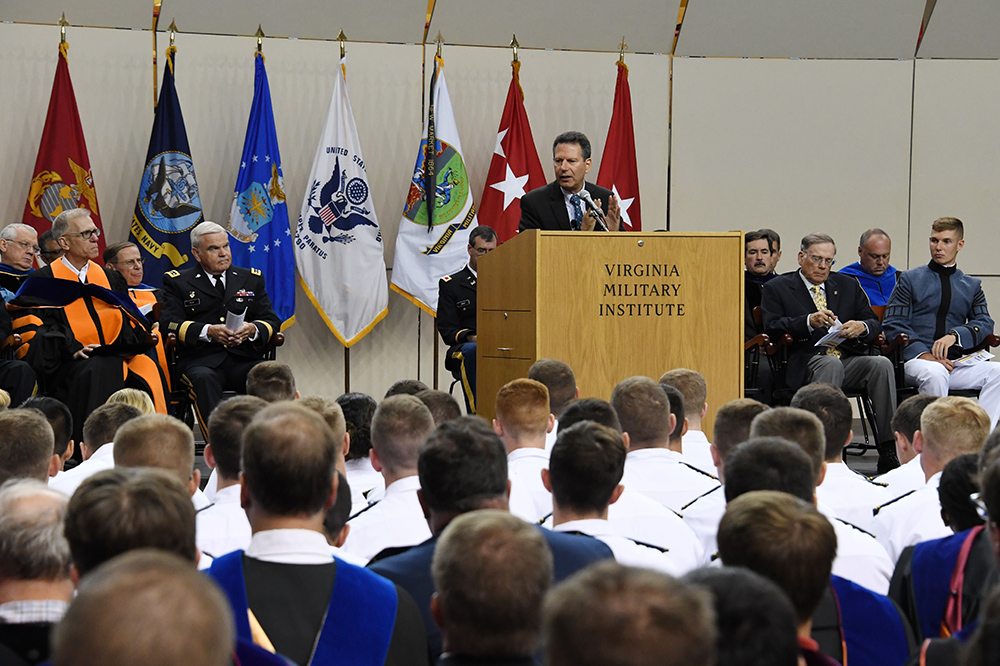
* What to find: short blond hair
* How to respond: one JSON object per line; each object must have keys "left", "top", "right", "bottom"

{"left": 920, "top": 396, "right": 990, "bottom": 460}
{"left": 299, "top": 396, "right": 347, "bottom": 443}
{"left": 495, "top": 379, "right": 550, "bottom": 439}
{"left": 659, "top": 368, "right": 707, "bottom": 413}
{"left": 106, "top": 388, "right": 156, "bottom": 415}
{"left": 113, "top": 415, "right": 195, "bottom": 484}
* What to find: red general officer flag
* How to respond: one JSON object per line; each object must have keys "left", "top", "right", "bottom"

{"left": 597, "top": 60, "right": 641, "bottom": 232}
{"left": 478, "top": 60, "right": 546, "bottom": 243}
{"left": 22, "top": 41, "right": 105, "bottom": 258}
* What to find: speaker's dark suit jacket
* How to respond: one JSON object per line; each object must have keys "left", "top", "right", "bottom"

{"left": 518, "top": 181, "right": 612, "bottom": 231}
{"left": 761, "top": 270, "right": 881, "bottom": 391}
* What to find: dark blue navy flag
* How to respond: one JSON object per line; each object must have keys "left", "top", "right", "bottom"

{"left": 226, "top": 52, "right": 294, "bottom": 328}
{"left": 130, "top": 45, "right": 203, "bottom": 287}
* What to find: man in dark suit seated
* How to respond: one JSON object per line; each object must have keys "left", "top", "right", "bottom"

{"left": 368, "top": 416, "right": 613, "bottom": 662}
{"left": 761, "top": 232, "right": 897, "bottom": 472}
{"left": 161, "top": 221, "right": 280, "bottom": 431}
{"left": 518, "top": 131, "right": 621, "bottom": 232}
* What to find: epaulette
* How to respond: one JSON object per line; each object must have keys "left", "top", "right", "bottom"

{"left": 872, "top": 489, "right": 917, "bottom": 517}
{"left": 627, "top": 538, "right": 670, "bottom": 554}
{"left": 166, "top": 270, "right": 180, "bottom": 278}
{"left": 679, "top": 461, "right": 719, "bottom": 481}
{"left": 441, "top": 275, "right": 452, "bottom": 282}
{"left": 681, "top": 484, "right": 722, "bottom": 511}
{"left": 865, "top": 476, "right": 889, "bottom": 488}
{"left": 348, "top": 499, "right": 380, "bottom": 522}
{"left": 195, "top": 502, "right": 216, "bottom": 514}
{"left": 709, "top": 551, "right": 720, "bottom": 563}
{"left": 835, "top": 517, "right": 877, "bottom": 539}
{"left": 250, "top": 267, "right": 262, "bottom": 276}
{"left": 536, "top": 511, "right": 553, "bottom": 526}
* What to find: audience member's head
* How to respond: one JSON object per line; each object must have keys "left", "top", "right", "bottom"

{"left": 113, "top": 414, "right": 198, "bottom": 495}
{"left": 918, "top": 396, "right": 990, "bottom": 477}
{"left": 718, "top": 490, "right": 836, "bottom": 627}
{"left": 82, "top": 403, "right": 142, "bottom": 458}
{"left": 205, "top": 395, "right": 268, "bottom": 484}
{"left": 723, "top": 437, "right": 816, "bottom": 504}
{"left": 322, "top": 472, "right": 353, "bottom": 548}
{"left": 64, "top": 467, "right": 197, "bottom": 577}
{"left": 790, "top": 383, "right": 852, "bottom": 462}
{"left": 384, "top": 379, "right": 429, "bottom": 398}
{"left": 418, "top": 416, "right": 509, "bottom": 531}
{"left": 21, "top": 396, "right": 72, "bottom": 467}
{"left": 0, "top": 389, "right": 10, "bottom": 409}
{"left": 246, "top": 361, "right": 298, "bottom": 402}
{"left": 416, "top": 389, "right": 463, "bottom": 426}
{"left": 51, "top": 550, "right": 234, "bottom": 666}
{"left": 611, "top": 376, "right": 673, "bottom": 450}
{"left": 546, "top": 421, "right": 625, "bottom": 518}
{"left": 557, "top": 398, "right": 622, "bottom": 433}
{"left": 0, "top": 408, "right": 55, "bottom": 486}
{"left": 432, "top": 510, "right": 553, "bottom": 658}
{"left": 711, "top": 399, "right": 770, "bottom": 478}
{"left": 891, "top": 394, "right": 937, "bottom": 464}
{"left": 299, "top": 395, "right": 349, "bottom": 474}
{"left": 0, "top": 479, "right": 72, "bottom": 588}
{"left": 337, "top": 392, "right": 378, "bottom": 461}
{"left": 750, "top": 407, "right": 825, "bottom": 485}
{"left": 38, "top": 229, "right": 63, "bottom": 265}
{"left": 528, "top": 358, "right": 577, "bottom": 418}
{"left": 544, "top": 561, "right": 717, "bottom": 666}
{"left": 371, "top": 395, "right": 435, "bottom": 480}
{"left": 683, "top": 567, "right": 800, "bottom": 666}
{"left": 241, "top": 402, "right": 338, "bottom": 521}
{"left": 761, "top": 228, "right": 782, "bottom": 270}
{"left": 659, "top": 368, "right": 708, "bottom": 429}
{"left": 659, "top": 382, "right": 686, "bottom": 445}
{"left": 938, "top": 454, "right": 983, "bottom": 533}
{"left": 105, "top": 388, "right": 156, "bottom": 415}
{"left": 493, "top": 378, "right": 552, "bottom": 451}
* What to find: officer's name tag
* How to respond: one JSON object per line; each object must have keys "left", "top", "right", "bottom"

{"left": 457, "top": 299, "right": 471, "bottom": 308}
{"left": 184, "top": 298, "right": 201, "bottom": 307}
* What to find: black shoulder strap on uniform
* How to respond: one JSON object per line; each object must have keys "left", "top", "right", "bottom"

{"left": 348, "top": 499, "right": 380, "bottom": 522}
{"left": 682, "top": 484, "right": 722, "bottom": 511}
{"left": 835, "top": 517, "right": 877, "bottom": 539}
{"left": 873, "top": 489, "right": 917, "bottom": 517}
{"left": 678, "top": 461, "right": 719, "bottom": 481}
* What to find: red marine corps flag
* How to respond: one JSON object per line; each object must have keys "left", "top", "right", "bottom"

{"left": 478, "top": 59, "right": 545, "bottom": 243}
{"left": 597, "top": 58, "right": 641, "bottom": 232}
{"left": 22, "top": 40, "right": 105, "bottom": 257}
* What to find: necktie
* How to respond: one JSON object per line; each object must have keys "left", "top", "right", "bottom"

{"left": 213, "top": 275, "right": 226, "bottom": 298}
{"left": 570, "top": 194, "right": 583, "bottom": 231}
{"left": 810, "top": 285, "right": 840, "bottom": 357}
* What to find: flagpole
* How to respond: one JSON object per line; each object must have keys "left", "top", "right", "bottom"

{"left": 339, "top": 28, "right": 351, "bottom": 394}
{"left": 152, "top": 1, "right": 162, "bottom": 108}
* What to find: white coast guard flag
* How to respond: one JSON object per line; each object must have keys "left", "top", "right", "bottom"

{"left": 390, "top": 55, "right": 478, "bottom": 315}
{"left": 295, "top": 57, "right": 388, "bottom": 346}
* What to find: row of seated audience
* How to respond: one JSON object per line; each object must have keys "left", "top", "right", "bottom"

{"left": 3, "top": 352, "right": 1000, "bottom": 666}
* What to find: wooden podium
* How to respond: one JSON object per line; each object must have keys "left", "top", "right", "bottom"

{"left": 476, "top": 230, "right": 743, "bottom": 438}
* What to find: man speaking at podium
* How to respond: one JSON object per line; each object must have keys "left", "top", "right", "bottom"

{"left": 519, "top": 131, "right": 621, "bottom": 232}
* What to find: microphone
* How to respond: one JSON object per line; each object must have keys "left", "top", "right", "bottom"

{"left": 577, "top": 189, "right": 608, "bottom": 231}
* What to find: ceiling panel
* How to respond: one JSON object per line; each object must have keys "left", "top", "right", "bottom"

{"left": 917, "top": 0, "right": 1000, "bottom": 59}
{"left": 676, "top": 0, "right": 927, "bottom": 59}
{"left": 429, "top": 0, "right": 681, "bottom": 54}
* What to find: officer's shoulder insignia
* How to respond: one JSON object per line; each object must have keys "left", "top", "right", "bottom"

{"left": 442, "top": 276, "right": 452, "bottom": 282}
{"left": 250, "top": 268, "right": 262, "bottom": 276}
{"left": 166, "top": 270, "right": 180, "bottom": 278}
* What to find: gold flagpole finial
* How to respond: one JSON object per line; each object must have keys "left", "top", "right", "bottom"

{"left": 435, "top": 31, "right": 444, "bottom": 58}
{"left": 256, "top": 25, "right": 264, "bottom": 53}
{"left": 618, "top": 36, "right": 628, "bottom": 61}
{"left": 58, "top": 13, "right": 69, "bottom": 44}
{"left": 337, "top": 29, "right": 347, "bottom": 59}
{"left": 510, "top": 34, "right": 519, "bottom": 63}
{"left": 168, "top": 19, "right": 177, "bottom": 47}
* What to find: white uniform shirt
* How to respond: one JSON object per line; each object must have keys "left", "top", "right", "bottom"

{"left": 346, "top": 456, "right": 386, "bottom": 516}
{"left": 818, "top": 503, "right": 893, "bottom": 595}
{"left": 680, "top": 430, "right": 716, "bottom": 475}
{"left": 342, "top": 476, "right": 431, "bottom": 563}
{"left": 817, "top": 462, "right": 888, "bottom": 532}
{"left": 681, "top": 485, "right": 727, "bottom": 559}
{"left": 552, "top": 518, "right": 692, "bottom": 576}
{"left": 544, "top": 419, "right": 559, "bottom": 453}
{"left": 196, "top": 484, "right": 252, "bottom": 560}
{"left": 507, "top": 448, "right": 552, "bottom": 524}
{"left": 49, "top": 443, "right": 115, "bottom": 497}
{"left": 876, "top": 454, "right": 926, "bottom": 500}
{"left": 871, "top": 472, "right": 950, "bottom": 563}
{"left": 246, "top": 528, "right": 335, "bottom": 564}
{"left": 622, "top": 448, "right": 720, "bottom": 513}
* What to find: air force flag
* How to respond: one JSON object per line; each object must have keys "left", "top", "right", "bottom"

{"left": 295, "top": 57, "right": 388, "bottom": 346}
{"left": 227, "top": 52, "right": 295, "bottom": 329}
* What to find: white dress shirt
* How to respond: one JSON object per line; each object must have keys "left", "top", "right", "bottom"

{"left": 196, "top": 484, "right": 252, "bottom": 560}
{"left": 346, "top": 456, "right": 386, "bottom": 516}
{"left": 49, "top": 442, "right": 115, "bottom": 497}
{"left": 246, "top": 528, "right": 335, "bottom": 564}
{"left": 876, "top": 454, "right": 926, "bottom": 500}
{"left": 818, "top": 503, "right": 893, "bottom": 595}
{"left": 341, "top": 475, "right": 431, "bottom": 563}
{"left": 552, "top": 518, "right": 691, "bottom": 576}
{"left": 507, "top": 448, "right": 552, "bottom": 524}
{"left": 680, "top": 430, "right": 716, "bottom": 475}
{"left": 622, "top": 448, "right": 720, "bottom": 513}
{"left": 816, "top": 462, "right": 888, "bottom": 532}
{"left": 681, "top": 485, "right": 727, "bottom": 558}
{"left": 871, "top": 472, "right": 950, "bottom": 563}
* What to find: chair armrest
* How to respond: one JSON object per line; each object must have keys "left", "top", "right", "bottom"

{"left": 881, "top": 333, "right": 910, "bottom": 356}
{"left": 967, "top": 334, "right": 1000, "bottom": 355}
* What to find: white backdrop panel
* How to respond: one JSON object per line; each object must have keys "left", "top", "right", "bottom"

{"left": 670, "top": 57, "right": 913, "bottom": 260}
